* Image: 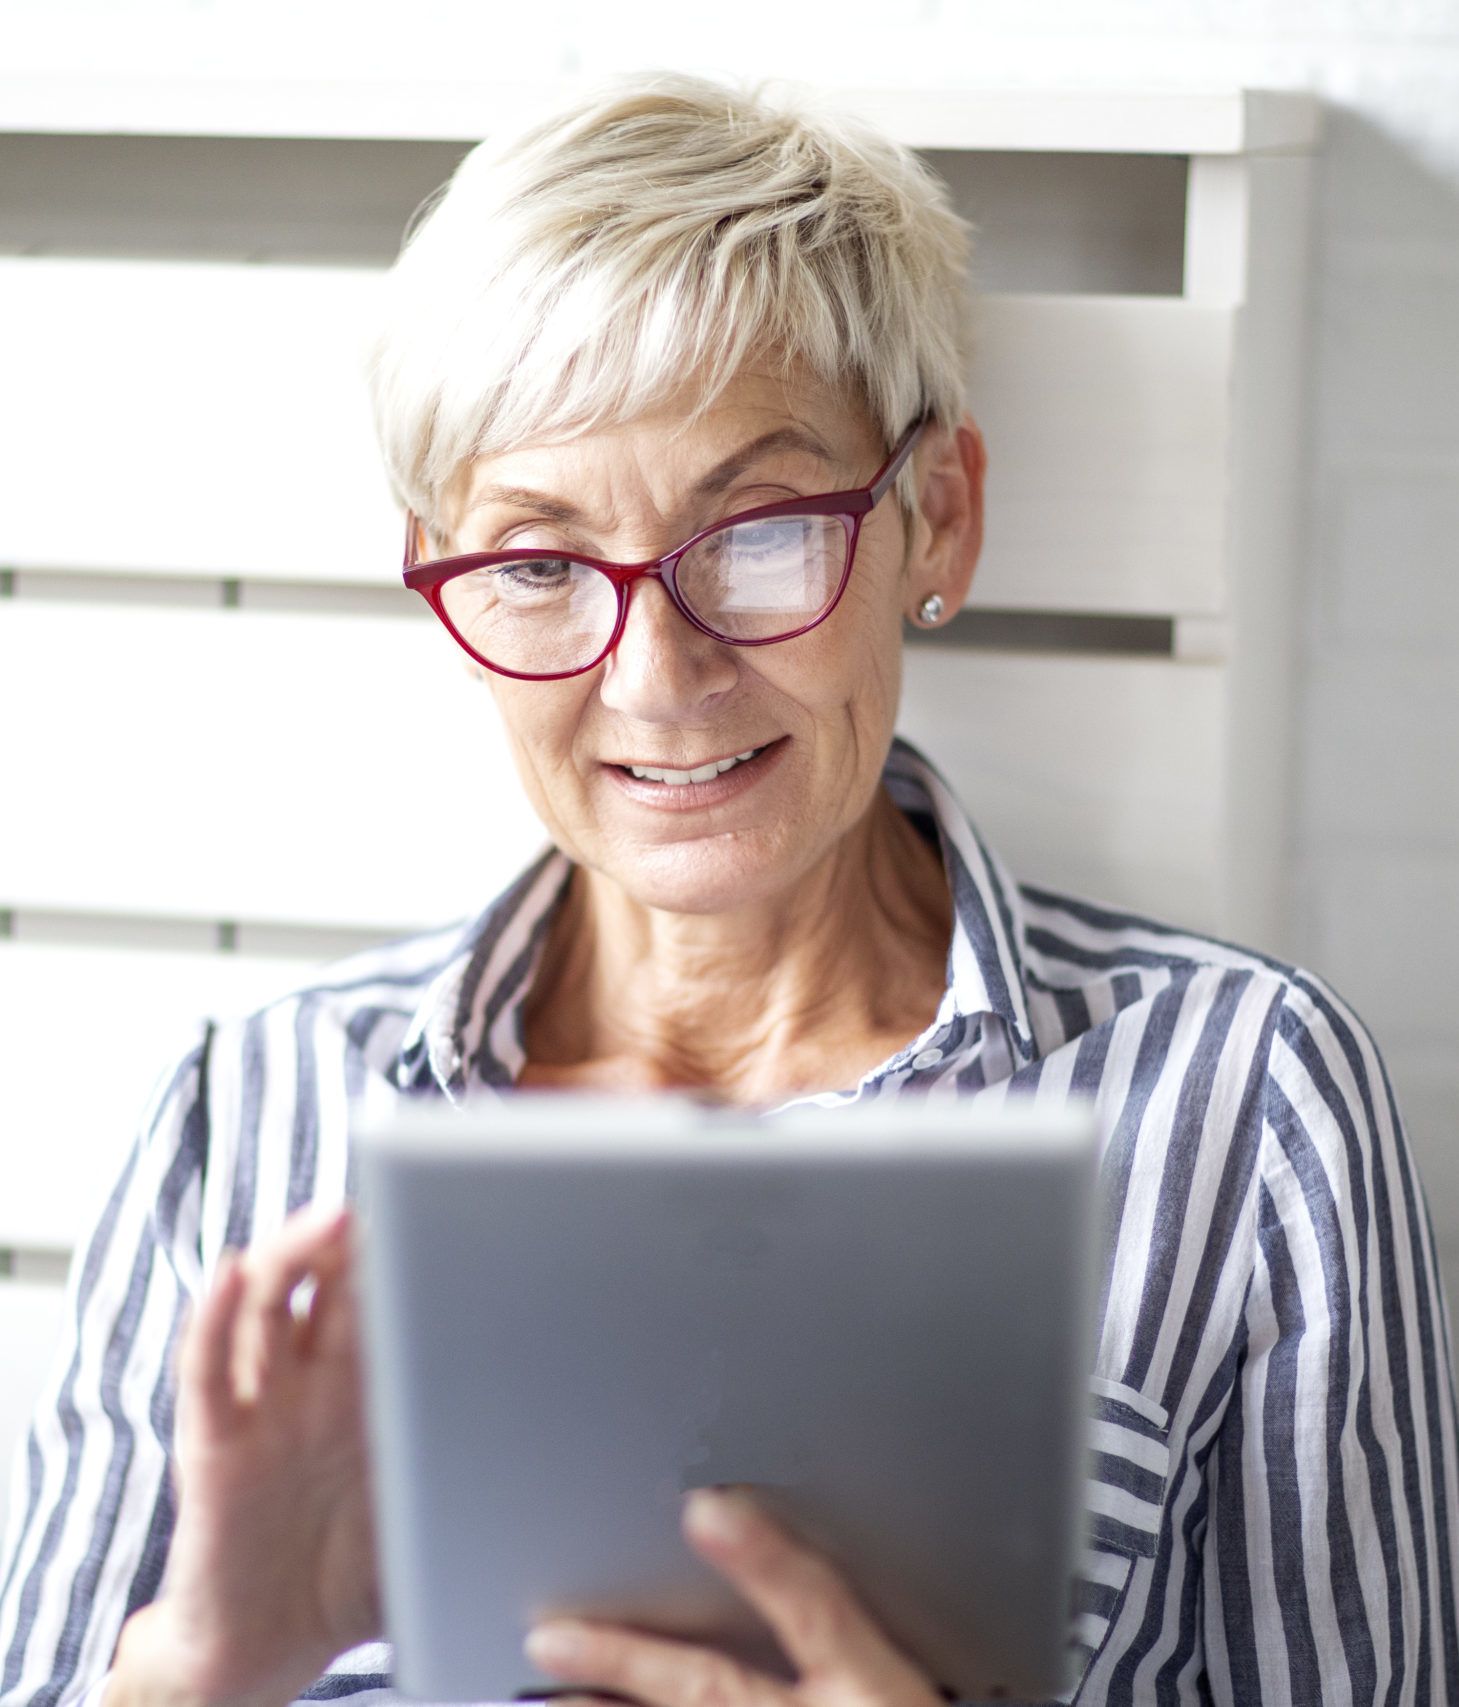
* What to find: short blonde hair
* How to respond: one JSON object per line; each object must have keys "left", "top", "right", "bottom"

{"left": 368, "top": 74, "right": 974, "bottom": 529}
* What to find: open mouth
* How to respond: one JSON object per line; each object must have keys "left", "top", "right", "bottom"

{"left": 619, "top": 746, "right": 767, "bottom": 787}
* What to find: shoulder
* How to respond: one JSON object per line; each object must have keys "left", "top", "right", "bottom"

{"left": 219, "top": 918, "right": 470, "bottom": 1058}
{"left": 1013, "top": 885, "right": 1418, "bottom": 1319}
{"left": 122, "top": 920, "right": 469, "bottom": 1277}
{"left": 1018, "top": 880, "right": 1295, "bottom": 994}
{"left": 1014, "top": 882, "right": 1381, "bottom": 1119}
{"left": 175, "top": 917, "right": 468, "bottom": 1110}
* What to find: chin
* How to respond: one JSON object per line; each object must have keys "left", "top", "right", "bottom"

{"left": 602, "top": 833, "right": 807, "bottom": 916}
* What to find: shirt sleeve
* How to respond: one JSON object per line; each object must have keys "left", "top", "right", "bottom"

{"left": 1202, "top": 974, "right": 1459, "bottom": 1705}
{"left": 0, "top": 1027, "right": 211, "bottom": 1707}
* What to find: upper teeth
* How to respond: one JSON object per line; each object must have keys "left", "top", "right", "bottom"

{"left": 628, "top": 749, "right": 758, "bottom": 785}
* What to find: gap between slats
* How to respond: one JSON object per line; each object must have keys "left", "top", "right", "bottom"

{"left": 0, "top": 1250, "right": 71, "bottom": 1284}
{"left": 1, "top": 571, "right": 1181, "bottom": 656}
{"left": 0, "top": 906, "right": 396, "bottom": 960}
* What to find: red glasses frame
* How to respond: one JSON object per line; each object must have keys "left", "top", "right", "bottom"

{"left": 402, "top": 415, "right": 930, "bottom": 681}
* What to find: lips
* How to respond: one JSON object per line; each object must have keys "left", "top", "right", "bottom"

{"left": 622, "top": 748, "right": 761, "bottom": 787}
{"left": 605, "top": 739, "right": 784, "bottom": 807}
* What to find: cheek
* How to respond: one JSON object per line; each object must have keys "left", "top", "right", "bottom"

{"left": 790, "top": 565, "right": 905, "bottom": 731}
{"left": 486, "top": 678, "right": 592, "bottom": 823}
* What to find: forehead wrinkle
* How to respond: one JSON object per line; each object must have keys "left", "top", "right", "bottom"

{"left": 687, "top": 424, "right": 841, "bottom": 500}
{"left": 461, "top": 422, "right": 846, "bottom": 530}
{"left": 464, "top": 485, "right": 584, "bottom": 523}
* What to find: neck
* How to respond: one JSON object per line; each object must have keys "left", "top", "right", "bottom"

{"left": 522, "top": 787, "right": 952, "bottom": 1102}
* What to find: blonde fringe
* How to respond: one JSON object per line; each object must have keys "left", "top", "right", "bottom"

{"left": 367, "top": 73, "right": 975, "bottom": 531}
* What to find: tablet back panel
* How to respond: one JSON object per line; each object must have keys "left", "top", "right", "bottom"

{"left": 357, "top": 1097, "right": 1097, "bottom": 1703}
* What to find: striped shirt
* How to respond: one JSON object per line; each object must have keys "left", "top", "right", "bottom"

{"left": 2, "top": 739, "right": 1456, "bottom": 1706}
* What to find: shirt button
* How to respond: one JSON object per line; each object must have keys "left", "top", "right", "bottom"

{"left": 912, "top": 1048, "right": 944, "bottom": 1070}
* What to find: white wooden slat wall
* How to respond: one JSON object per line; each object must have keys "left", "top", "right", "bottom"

{"left": 0, "top": 262, "right": 399, "bottom": 581}
{"left": 0, "top": 599, "right": 547, "bottom": 927}
{"left": 0, "top": 597, "right": 1214, "bottom": 933}
{"left": 0, "top": 261, "right": 1235, "bottom": 615}
{"left": 0, "top": 941, "right": 338, "bottom": 1251}
{"left": 899, "top": 650, "right": 1226, "bottom": 926}
{"left": 0, "top": 242, "right": 1245, "bottom": 1274}
{"left": 970, "top": 295, "right": 1232, "bottom": 615}
{"left": 0, "top": 100, "right": 1315, "bottom": 1523}
{"left": 0, "top": 636, "right": 1225, "bottom": 1259}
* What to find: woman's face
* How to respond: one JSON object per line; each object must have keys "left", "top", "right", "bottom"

{"left": 444, "top": 366, "right": 981, "bottom": 916}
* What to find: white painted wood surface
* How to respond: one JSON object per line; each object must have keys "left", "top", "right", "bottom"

{"left": 0, "top": 595, "right": 1222, "bottom": 938}
{"left": 0, "top": 79, "right": 1321, "bottom": 155}
{"left": 1205, "top": 153, "right": 1315, "bottom": 957}
{"left": 0, "top": 1280, "right": 69, "bottom": 1552}
{"left": 0, "top": 941, "right": 330, "bottom": 1250}
{"left": 0, "top": 599, "right": 549, "bottom": 929}
{"left": 0, "top": 260, "right": 399, "bottom": 582}
{"left": 898, "top": 649, "right": 1225, "bottom": 930}
{"left": 969, "top": 295, "right": 1232, "bottom": 615}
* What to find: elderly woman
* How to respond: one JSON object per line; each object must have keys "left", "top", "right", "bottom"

{"left": 1, "top": 75, "right": 1455, "bottom": 1707}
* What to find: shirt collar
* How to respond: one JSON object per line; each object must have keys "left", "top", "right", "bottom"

{"left": 882, "top": 739, "right": 1035, "bottom": 1057}
{"left": 395, "top": 847, "right": 571, "bottom": 1098}
{"left": 399, "top": 737, "right": 1035, "bottom": 1098}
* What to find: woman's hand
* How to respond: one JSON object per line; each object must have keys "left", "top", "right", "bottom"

{"left": 107, "top": 1204, "right": 379, "bottom": 1707}
{"left": 525, "top": 1489, "right": 946, "bottom": 1707}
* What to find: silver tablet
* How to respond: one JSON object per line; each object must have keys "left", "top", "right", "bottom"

{"left": 355, "top": 1095, "right": 1098, "bottom": 1703}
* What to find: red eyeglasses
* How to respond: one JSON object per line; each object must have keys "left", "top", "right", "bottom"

{"left": 402, "top": 416, "right": 928, "bottom": 681}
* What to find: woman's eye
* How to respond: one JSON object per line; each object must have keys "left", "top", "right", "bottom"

{"left": 496, "top": 557, "right": 573, "bottom": 590}
{"left": 724, "top": 520, "right": 807, "bottom": 565}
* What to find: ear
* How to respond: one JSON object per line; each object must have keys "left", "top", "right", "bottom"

{"left": 410, "top": 510, "right": 456, "bottom": 564}
{"left": 405, "top": 510, "right": 430, "bottom": 566}
{"left": 907, "top": 416, "right": 986, "bottom": 626}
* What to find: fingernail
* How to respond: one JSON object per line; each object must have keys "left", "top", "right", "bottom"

{"left": 525, "top": 1621, "right": 588, "bottom": 1670}
{"left": 684, "top": 1485, "right": 750, "bottom": 1543}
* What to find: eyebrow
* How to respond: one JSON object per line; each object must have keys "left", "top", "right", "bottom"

{"left": 465, "top": 424, "right": 841, "bottom": 524}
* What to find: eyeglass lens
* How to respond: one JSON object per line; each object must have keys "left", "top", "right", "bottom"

{"left": 438, "top": 513, "right": 849, "bottom": 676}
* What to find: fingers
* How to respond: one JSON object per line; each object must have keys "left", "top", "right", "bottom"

{"left": 298, "top": 1222, "right": 363, "bottom": 1363}
{"left": 524, "top": 1495, "right": 940, "bottom": 1707}
{"left": 241, "top": 1202, "right": 352, "bottom": 1314}
{"left": 682, "top": 1490, "right": 929, "bottom": 1695}
{"left": 220, "top": 1201, "right": 356, "bottom": 1399}
{"left": 178, "top": 1249, "right": 247, "bottom": 1437}
{"left": 527, "top": 1618, "right": 773, "bottom": 1707}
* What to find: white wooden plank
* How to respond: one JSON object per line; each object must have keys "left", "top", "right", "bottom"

{"left": 847, "top": 88, "right": 1321, "bottom": 156}
{"left": 897, "top": 649, "right": 1225, "bottom": 932}
{"left": 1214, "top": 153, "right": 1314, "bottom": 961}
{"left": 0, "top": 259, "right": 399, "bottom": 582}
{"left": 0, "top": 1280, "right": 69, "bottom": 1553}
{"left": 3, "top": 262, "right": 1236, "bottom": 617}
{"left": 1, "top": 597, "right": 1227, "bottom": 939}
{"left": 966, "top": 295, "right": 1234, "bottom": 617}
{"left": 0, "top": 942, "right": 327, "bottom": 1250}
{"left": 0, "top": 600, "right": 550, "bottom": 929}
{"left": 1184, "top": 156, "right": 1250, "bottom": 307}
{"left": 0, "top": 78, "right": 1320, "bottom": 155}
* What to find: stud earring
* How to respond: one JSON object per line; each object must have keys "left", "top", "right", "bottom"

{"left": 916, "top": 593, "right": 944, "bottom": 626}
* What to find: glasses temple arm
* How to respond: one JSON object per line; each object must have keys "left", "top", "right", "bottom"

{"left": 865, "top": 414, "right": 932, "bottom": 507}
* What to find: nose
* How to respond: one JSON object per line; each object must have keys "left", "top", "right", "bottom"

{"left": 597, "top": 574, "right": 738, "bottom": 722}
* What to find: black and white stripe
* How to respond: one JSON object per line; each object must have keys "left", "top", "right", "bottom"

{"left": 2, "top": 741, "right": 1455, "bottom": 1706}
